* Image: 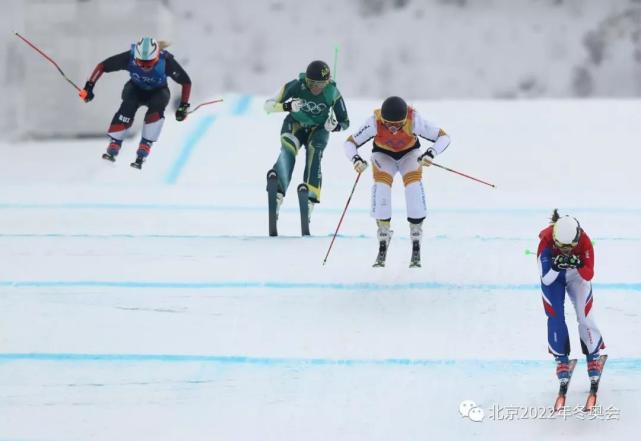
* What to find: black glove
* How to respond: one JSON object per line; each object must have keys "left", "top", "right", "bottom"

{"left": 551, "top": 254, "right": 570, "bottom": 271}
{"left": 418, "top": 149, "right": 435, "bottom": 167}
{"left": 551, "top": 254, "right": 583, "bottom": 271}
{"left": 352, "top": 154, "right": 368, "bottom": 173}
{"left": 175, "top": 102, "right": 190, "bottom": 121}
{"left": 566, "top": 254, "right": 583, "bottom": 269}
{"left": 80, "top": 81, "right": 95, "bottom": 102}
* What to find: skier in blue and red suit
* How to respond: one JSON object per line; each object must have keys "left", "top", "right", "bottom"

{"left": 80, "top": 37, "right": 191, "bottom": 169}
{"left": 537, "top": 209, "right": 605, "bottom": 384}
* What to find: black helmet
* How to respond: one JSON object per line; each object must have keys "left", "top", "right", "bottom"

{"left": 381, "top": 96, "right": 408, "bottom": 122}
{"left": 306, "top": 60, "right": 330, "bottom": 81}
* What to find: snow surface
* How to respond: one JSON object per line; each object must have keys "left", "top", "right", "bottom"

{"left": 0, "top": 97, "right": 640, "bottom": 440}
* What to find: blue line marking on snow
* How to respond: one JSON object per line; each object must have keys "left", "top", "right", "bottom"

{"left": 0, "top": 353, "right": 640, "bottom": 370}
{"left": 1, "top": 204, "right": 641, "bottom": 215}
{"left": 165, "top": 115, "right": 215, "bottom": 185}
{"left": 0, "top": 280, "right": 640, "bottom": 291}
{"left": 232, "top": 95, "right": 252, "bottom": 115}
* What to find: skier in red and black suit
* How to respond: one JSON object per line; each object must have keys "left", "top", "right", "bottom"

{"left": 80, "top": 37, "right": 191, "bottom": 169}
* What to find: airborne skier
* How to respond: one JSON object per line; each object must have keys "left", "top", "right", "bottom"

{"left": 264, "top": 60, "right": 349, "bottom": 236}
{"left": 343, "top": 96, "right": 450, "bottom": 267}
{"left": 79, "top": 37, "right": 192, "bottom": 169}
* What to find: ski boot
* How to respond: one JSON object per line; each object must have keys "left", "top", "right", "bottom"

{"left": 131, "top": 139, "right": 152, "bottom": 169}
{"left": 130, "top": 155, "right": 145, "bottom": 169}
{"left": 587, "top": 353, "right": 604, "bottom": 383}
{"left": 555, "top": 355, "right": 571, "bottom": 384}
{"left": 553, "top": 355, "right": 577, "bottom": 411}
{"left": 409, "top": 221, "right": 423, "bottom": 268}
{"left": 373, "top": 220, "right": 393, "bottom": 267}
{"left": 102, "top": 137, "right": 122, "bottom": 162}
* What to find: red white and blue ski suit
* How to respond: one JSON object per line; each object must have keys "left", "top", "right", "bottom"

{"left": 537, "top": 225, "right": 605, "bottom": 357}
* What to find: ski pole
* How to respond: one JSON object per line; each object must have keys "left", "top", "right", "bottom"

{"left": 322, "top": 172, "right": 362, "bottom": 265}
{"left": 333, "top": 44, "right": 340, "bottom": 80}
{"left": 187, "top": 98, "right": 224, "bottom": 115}
{"left": 430, "top": 161, "right": 496, "bottom": 188}
{"left": 14, "top": 32, "right": 82, "bottom": 93}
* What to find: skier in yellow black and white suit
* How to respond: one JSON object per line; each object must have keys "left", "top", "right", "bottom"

{"left": 343, "top": 96, "right": 451, "bottom": 267}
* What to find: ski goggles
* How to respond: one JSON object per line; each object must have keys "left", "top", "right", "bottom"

{"left": 135, "top": 58, "right": 158, "bottom": 70}
{"left": 381, "top": 118, "right": 406, "bottom": 134}
{"left": 305, "top": 77, "right": 329, "bottom": 91}
{"left": 553, "top": 238, "right": 578, "bottom": 253}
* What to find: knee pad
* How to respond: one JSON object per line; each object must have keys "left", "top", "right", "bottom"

{"left": 373, "top": 164, "right": 393, "bottom": 186}
{"left": 280, "top": 133, "right": 300, "bottom": 155}
{"left": 402, "top": 168, "right": 422, "bottom": 187}
{"left": 142, "top": 113, "right": 165, "bottom": 142}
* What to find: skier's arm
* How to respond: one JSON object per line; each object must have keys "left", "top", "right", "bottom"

{"left": 80, "top": 51, "right": 130, "bottom": 102}
{"left": 343, "top": 116, "right": 376, "bottom": 161}
{"left": 577, "top": 235, "right": 595, "bottom": 281}
{"left": 165, "top": 54, "right": 192, "bottom": 104}
{"left": 264, "top": 80, "right": 299, "bottom": 113}
{"left": 331, "top": 95, "right": 350, "bottom": 131}
{"left": 413, "top": 112, "right": 451, "bottom": 156}
{"left": 538, "top": 243, "right": 560, "bottom": 286}
{"left": 88, "top": 51, "right": 130, "bottom": 84}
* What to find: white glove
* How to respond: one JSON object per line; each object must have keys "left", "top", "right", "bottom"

{"left": 291, "top": 98, "right": 304, "bottom": 112}
{"left": 283, "top": 98, "right": 303, "bottom": 112}
{"left": 418, "top": 149, "right": 435, "bottom": 167}
{"left": 324, "top": 110, "right": 338, "bottom": 132}
{"left": 352, "top": 155, "right": 368, "bottom": 173}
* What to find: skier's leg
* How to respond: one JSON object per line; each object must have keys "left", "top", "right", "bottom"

{"left": 566, "top": 271, "right": 605, "bottom": 376}
{"left": 107, "top": 81, "right": 140, "bottom": 157}
{"left": 273, "top": 115, "right": 303, "bottom": 197}
{"left": 370, "top": 152, "right": 396, "bottom": 222}
{"left": 303, "top": 128, "right": 329, "bottom": 215}
{"left": 136, "top": 87, "right": 170, "bottom": 160}
{"left": 399, "top": 149, "right": 426, "bottom": 246}
{"left": 541, "top": 276, "right": 571, "bottom": 378}
{"left": 371, "top": 152, "right": 398, "bottom": 262}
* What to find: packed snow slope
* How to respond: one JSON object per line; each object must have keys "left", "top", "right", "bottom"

{"left": 0, "top": 97, "right": 640, "bottom": 440}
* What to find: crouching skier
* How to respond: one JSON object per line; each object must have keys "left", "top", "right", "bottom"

{"left": 80, "top": 37, "right": 192, "bottom": 169}
{"left": 343, "top": 96, "right": 451, "bottom": 267}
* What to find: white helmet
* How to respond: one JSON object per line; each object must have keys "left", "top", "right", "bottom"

{"left": 553, "top": 215, "right": 581, "bottom": 248}
{"left": 134, "top": 37, "right": 159, "bottom": 62}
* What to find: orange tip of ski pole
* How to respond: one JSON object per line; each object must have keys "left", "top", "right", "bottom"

{"left": 79, "top": 89, "right": 87, "bottom": 100}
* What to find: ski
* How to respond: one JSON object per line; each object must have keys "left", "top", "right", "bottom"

{"left": 409, "top": 241, "right": 421, "bottom": 268}
{"left": 130, "top": 156, "right": 144, "bottom": 169}
{"left": 553, "top": 358, "right": 578, "bottom": 412}
{"left": 102, "top": 153, "right": 116, "bottom": 162}
{"left": 267, "top": 169, "right": 278, "bottom": 237}
{"left": 373, "top": 240, "right": 388, "bottom": 268}
{"left": 583, "top": 354, "right": 608, "bottom": 412}
{"left": 297, "top": 183, "right": 310, "bottom": 236}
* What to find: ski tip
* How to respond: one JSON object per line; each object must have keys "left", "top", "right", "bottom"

{"left": 583, "top": 394, "right": 597, "bottom": 412}
{"left": 554, "top": 396, "right": 566, "bottom": 412}
{"left": 297, "top": 183, "right": 309, "bottom": 192}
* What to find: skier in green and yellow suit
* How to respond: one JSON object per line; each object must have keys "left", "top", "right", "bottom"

{"left": 264, "top": 60, "right": 349, "bottom": 217}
